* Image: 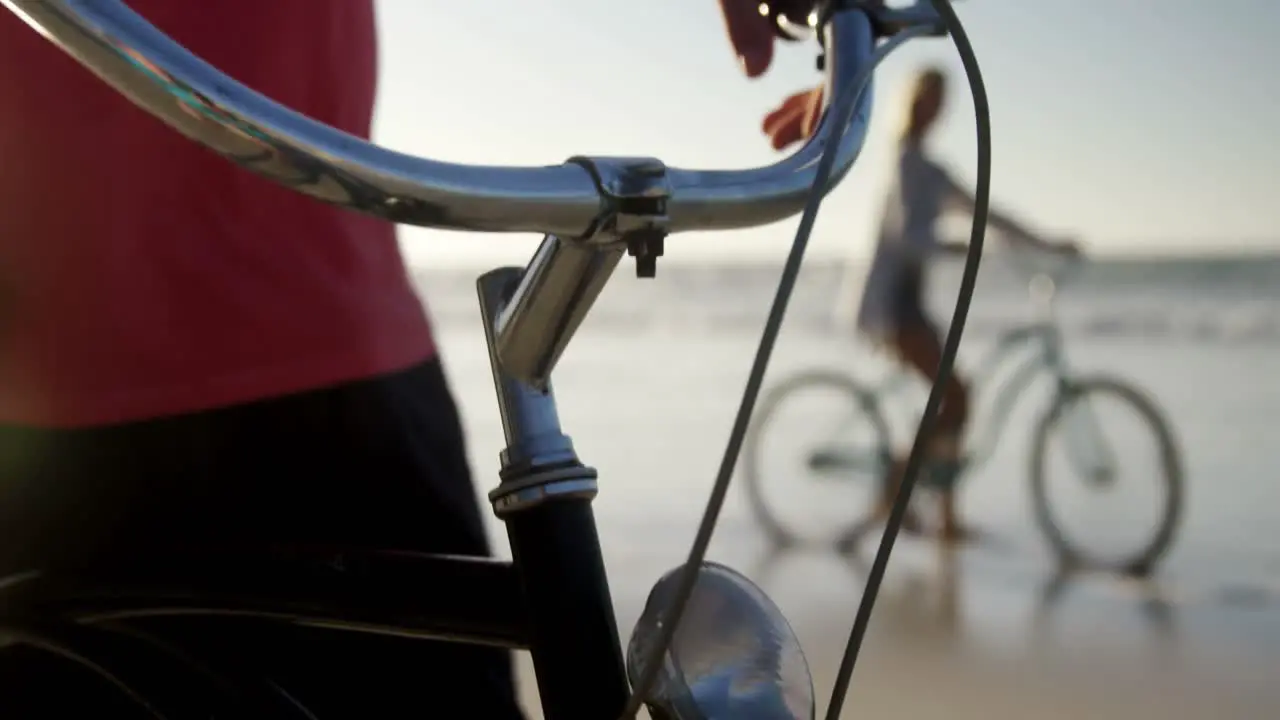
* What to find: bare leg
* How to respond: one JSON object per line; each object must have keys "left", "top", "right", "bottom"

{"left": 892, "top": 325, "right": 976, "bottom": 542}
{"left": 878, "top": 456, "right": 924, "bottom": 534}
{"left": 834, "top": 457, "right": 924, "bottom": 554}
{"left": 939, "top": 494, "right": 979, "bottom": 543}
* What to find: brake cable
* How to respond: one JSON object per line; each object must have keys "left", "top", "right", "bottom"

{"left": 820, "top": 3, "right": 988, "bottom": 716}
{"left": 620, "top": 1, "right": 992, "bottom": 718}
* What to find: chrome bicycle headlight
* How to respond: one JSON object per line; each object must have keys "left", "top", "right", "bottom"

{"left": 625, "top": 562, "right": 814, "bottom": 720}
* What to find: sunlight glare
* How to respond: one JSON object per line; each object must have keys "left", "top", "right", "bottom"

{"left": 0, "top": 0, "right": 55, "bottom": 42}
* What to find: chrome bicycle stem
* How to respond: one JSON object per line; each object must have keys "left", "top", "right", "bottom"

{"left": 493, "top": 156, "right": 669, "bottom": 390}
{"left": 478, "top": 267, "right": 629, "bottom": 719}
{"left": 491, "top": 8, "right": 877, "bottom": 388}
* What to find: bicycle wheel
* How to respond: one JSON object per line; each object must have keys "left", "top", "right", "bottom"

{"left": 742, "top": 370, "right": 893, "bottom": 547}
{"left": 1030, "top": 375, "right": 1183, "bottom": 576}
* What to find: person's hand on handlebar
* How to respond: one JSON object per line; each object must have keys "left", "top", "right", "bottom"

{"left": 719, "top": 0, "right": 786, "bottom": 78}
{"left": 940, "top": 236, "right": 1083, "bottom": 262}
{"left": 1047, "top": 235, "right": 1084, "bottom": 258}
{"left": 718, "top": 0, "right": 827, "bottom": 150}
{"left": 763, "top": 86, "right": 825, "bottom": 151}
{"left": 1022, "top": 233, "right": 1083, "bottom": 259}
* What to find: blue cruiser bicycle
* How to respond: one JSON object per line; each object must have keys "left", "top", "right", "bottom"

{"left": 743, "top": 257, "right": 1184, "bottom": 575}
{"left": 0, "top": 1, "right": 996, "bottom": 718}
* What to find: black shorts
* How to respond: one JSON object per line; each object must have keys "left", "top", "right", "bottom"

{"left": 0, "top": 359, "right": 524, "bottom": 719}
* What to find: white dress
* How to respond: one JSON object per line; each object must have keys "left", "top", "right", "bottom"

{"left": 853, "top": 142, "right": 962, "bottom": 343}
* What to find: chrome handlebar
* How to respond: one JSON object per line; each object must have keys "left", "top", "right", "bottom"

{"left": 3, "top": 0, "right": 876, "bottom": 240}
{"left": 2, "top": 0, "right": 890, "bottom": 388}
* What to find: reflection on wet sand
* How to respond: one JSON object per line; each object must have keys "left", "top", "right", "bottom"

{"left": 1029, "top": 565, "right": 1180, "bottom": 665}
{"left": 511, "top": 541, "right": 1274, "bottom": 720}
{"left": 679, "top": 543, "right": 1272, "bottom": 720}
{"left": 505, "top": 512, "right": 1278, "bottom": 720}
{"left": 752, "top": 544, "right": 1181, "bottom": 655}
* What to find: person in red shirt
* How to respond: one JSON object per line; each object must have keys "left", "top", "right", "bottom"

{"left": 0, "top": 2, "right": 524, "bottom": 716}
{"left": 0, "top": 0, "right": 803, "bottom": 716}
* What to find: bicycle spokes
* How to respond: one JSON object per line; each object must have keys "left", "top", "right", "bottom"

{"left": 1062, "top": 395, "right": 1119, "bottom": 488}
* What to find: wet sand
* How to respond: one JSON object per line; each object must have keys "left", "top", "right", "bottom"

{"left": 427, "top": 324, "right": 1280, "bottom": 719}
{"left": 512, "top": 539, "right": 1278, "bottom": 719}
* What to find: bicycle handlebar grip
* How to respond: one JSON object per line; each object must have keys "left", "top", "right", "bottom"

{"left": 2, "top": 0, "right": 876, "bottom": 238}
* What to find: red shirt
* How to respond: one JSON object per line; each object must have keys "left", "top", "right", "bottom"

{"left": 0, "top": 1, "right": 435, "bottom": 428}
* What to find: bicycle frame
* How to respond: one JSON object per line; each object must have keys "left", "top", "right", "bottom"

{"left": 873, "top": 318, "right": 1071, "bottom": 471}
{"left": 4, "top": 265, "right": 636, "bottom": 719}
{"left": 0, "top": 1, "right": 921, "bottom": 718}
{"left": 962, "top": 320, "right": 1070, "bottom": 467}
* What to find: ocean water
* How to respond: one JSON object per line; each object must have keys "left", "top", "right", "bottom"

{"left": 413, "top": 252, "right": 1280, "bottom": 718}
{"left": 415, "top": 250, "right": 1280, "bottom": 592}
{"left": 415, "top": 252, "right": 1280, "bottom": 346}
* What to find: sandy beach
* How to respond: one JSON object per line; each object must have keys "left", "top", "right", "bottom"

{"left": 515, "top": 542, "right": 1278, "bottom": 719}
{"left": 418, "top": 256, "right": 1280, "bottom": 719}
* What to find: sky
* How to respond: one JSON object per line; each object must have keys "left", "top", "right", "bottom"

{"left": 370, "top": 1, "right": 1280, "bottom": 267}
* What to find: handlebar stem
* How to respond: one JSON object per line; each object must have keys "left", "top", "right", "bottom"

{"left": 495, "top": 8, "right": 877, "bottom": 387}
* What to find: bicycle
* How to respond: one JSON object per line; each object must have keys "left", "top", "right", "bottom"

{"left": 743, "top": 257, "right": 1184, "bottom": 575}
{"left": 0, "top": 1, "right": 989, "bottom": 718}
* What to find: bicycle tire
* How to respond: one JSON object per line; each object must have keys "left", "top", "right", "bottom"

{"left": 1029, "top": 375, "right": 1184, "bottom": 576}
{"left": 742, "top": 370, "right": 893, "bottom": 547}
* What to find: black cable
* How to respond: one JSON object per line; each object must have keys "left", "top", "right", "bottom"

{"left": 620, "top": 12, "right": 932, "bottom": 718}
{"left": 821, "top": 1, "right": 989, "bottom": 718}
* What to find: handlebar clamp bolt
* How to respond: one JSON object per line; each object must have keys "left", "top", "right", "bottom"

{"left": 626, "top": 231, "right": 665, "bottom": 279}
